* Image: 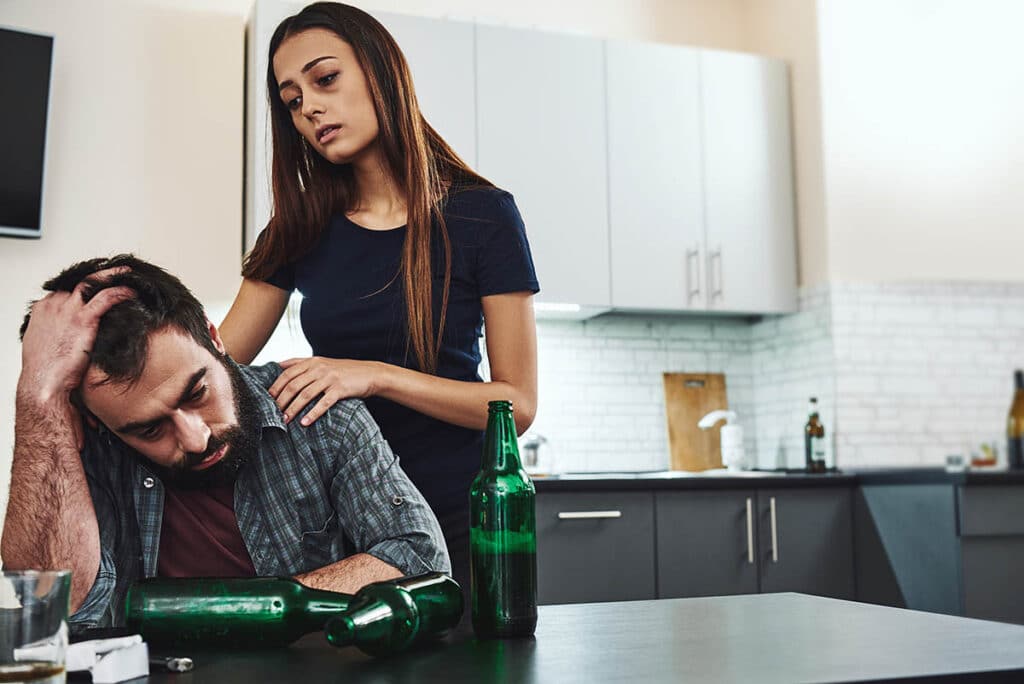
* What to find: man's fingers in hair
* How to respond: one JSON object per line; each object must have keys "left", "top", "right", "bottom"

{"left": 81, "top": 285, "right": 135, "bottom": 321}
{"left": 71, "top": 266, "right": 132, "bottom": 302}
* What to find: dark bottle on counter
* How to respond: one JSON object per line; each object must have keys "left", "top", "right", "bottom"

{"left": 1009, "top": 370, "right": 1024, "bottom": 469}
{"left": 804, "top": 397, "right": 827, "bottom": 473}
{"left": 469, "top": 400, "right": 538, "bottom": 639}
{"left": 125, "top": 576, "right": 351, "bottom": 648}
{"left": 324, "top": 572, "right": 462, "bottom": 657}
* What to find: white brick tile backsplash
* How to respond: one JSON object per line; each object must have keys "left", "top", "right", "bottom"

{"left": 235, "top": 280, "right": 1023, "bottom": 475}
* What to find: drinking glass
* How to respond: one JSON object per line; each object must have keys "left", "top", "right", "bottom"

{"left": 0, "top": 570, "right": 71, "bottom": 684}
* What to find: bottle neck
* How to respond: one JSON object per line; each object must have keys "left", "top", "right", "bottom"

{"left": 807, "top": 403, "right": 819, "bottom": 419}
{"left": 297, "top": 586, "right": 352, "bottom": 632}
{"left": 1015, "top": 371, "right": 1023, "bottom": 391}
{"left": 482, "top": 408, "right": 522, "bottom": 473}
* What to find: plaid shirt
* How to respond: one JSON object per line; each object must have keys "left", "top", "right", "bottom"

{"left": 70, "top": 361, "right": 449, "bottom": 629}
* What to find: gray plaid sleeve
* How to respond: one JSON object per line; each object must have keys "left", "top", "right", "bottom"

{"left": 69, "top": 440, "right": 121, "bottom": 629}
{"left": 328, "top": 401, "right": 450, "bottom": 575}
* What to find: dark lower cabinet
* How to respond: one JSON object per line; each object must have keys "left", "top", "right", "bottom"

{"left": 535, "top": 491, "right": 656, "bottom": 604}
{"left": 756, "top": 488, "right": 855, "bottom": 599}
{"left": 656, "top": 488, "right": 855, "bottom": 600}
{"left": 537, "top": 485, "right": 856, "bottom": 605}
{"left": 855, "top": 482, "right": 1024, "bottom": 624}
{"left": 656, "top": 490, "right": 759, "bottom": 598}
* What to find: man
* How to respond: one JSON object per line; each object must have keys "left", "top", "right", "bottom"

{"left": 1, "top": 255, "right": 449, "bottom": 630}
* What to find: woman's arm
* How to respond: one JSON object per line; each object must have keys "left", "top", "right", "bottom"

{"left": 218, "top": 278, "right": 291, "bottom": 364}
{"left": 271, "top": 291, "right": 538, "bottom": 435}
{"left": 378, "top": 291, "right": 538, "bottom": 434}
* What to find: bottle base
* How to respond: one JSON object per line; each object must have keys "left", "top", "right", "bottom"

{"left": 472, "top": 615, "right": 537, "bottom": 639}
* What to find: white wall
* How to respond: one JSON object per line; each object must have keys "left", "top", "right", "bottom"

{"left": 0, "top": 0, "right": 245, "bottom": 525}
{"left": 818, "top": 0, "right": 1024, "bottom": 283}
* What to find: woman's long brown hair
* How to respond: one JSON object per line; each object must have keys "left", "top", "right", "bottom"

{"left": 243, "top": 2, "right": 491, "bottom": 374}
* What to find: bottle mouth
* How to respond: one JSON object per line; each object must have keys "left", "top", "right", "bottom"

{"left": 488, "top": 400, "right": 513, "bottom": 412}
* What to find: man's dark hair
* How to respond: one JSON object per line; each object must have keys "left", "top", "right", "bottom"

{"left": 20, "top": 254, "right": 220, "bottom": 387}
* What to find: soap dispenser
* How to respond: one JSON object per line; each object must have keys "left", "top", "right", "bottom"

{"left": 698, "top": 410, "right": 747, "bottom": 471}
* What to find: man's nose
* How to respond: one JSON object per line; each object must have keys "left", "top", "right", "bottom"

{"left": 173, "top": 410, "right": 211, "bottom": 455}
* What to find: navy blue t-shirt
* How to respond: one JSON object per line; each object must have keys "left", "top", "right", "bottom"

{"left": 265, "top": 187, "right": 539, "bottom": 517}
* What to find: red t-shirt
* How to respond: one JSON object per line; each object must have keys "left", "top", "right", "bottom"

{"left": 157, "top": 484, "right": 256, "bottom": 577}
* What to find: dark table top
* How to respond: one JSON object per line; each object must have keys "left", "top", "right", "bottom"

{"left": 146, "top": 593, "right": 1024, "bottom": 683}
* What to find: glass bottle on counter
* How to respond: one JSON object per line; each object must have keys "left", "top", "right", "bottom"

{"left": 125, "top": 576, "right": 351, "bottom": 648}
{"left": 804, "top": 397, "right": 827, "bottom": 473}
{"left": 1009, "top": 370, "right": 1024, "bottom": 469}
{"left": 469, "top": 400, "right": 538, "bottom": 639}
{"left": 324, "top": 572, "right": 462, "bottom": 656}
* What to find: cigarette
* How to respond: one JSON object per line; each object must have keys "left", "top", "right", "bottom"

{"left": 150, "top": 656, "right": 194, "bottom": 673}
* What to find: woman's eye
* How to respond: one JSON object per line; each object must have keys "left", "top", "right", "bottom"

{"left": 286, "top": 96, "right": 301, "bottom": 111}
{"left": 317, "top": 72, "right": 338, "bottom": 87}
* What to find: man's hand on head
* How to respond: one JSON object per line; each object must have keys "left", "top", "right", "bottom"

{"left": 18, "top": 267, "right": 134, "bottom": 446}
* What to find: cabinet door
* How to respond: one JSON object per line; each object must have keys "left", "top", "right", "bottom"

{"left": 476, "top": 26, "right": 610, "bottom": 308}
{"left": 656, "top": 490, "right": 759, "bottom": 598}
{"left": 536, "top": 492, "right": 655, "bottom": 604}
{"left": 758, "top": 488, "right": 855, "bottom": 599}
{"left": 371, "top": 12, "right": 476, "bottom": 167}
{"left": 700, "top": 51, "right": 797, "bottom": 314}
{"left": 606, "top": 40, "right": 705, "bottom": 311}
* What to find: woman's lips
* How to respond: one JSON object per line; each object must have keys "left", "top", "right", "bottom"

{"left": 318, "top": 125, "right": 341, "bottom": 143}
{"left": 193, "top": 444, "right": 228, "bottom": 471}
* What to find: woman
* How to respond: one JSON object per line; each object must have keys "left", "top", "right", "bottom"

{"left": 218, "top": 2, "right": 539, "bottom": 598}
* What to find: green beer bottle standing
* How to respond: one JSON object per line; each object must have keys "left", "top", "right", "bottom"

{"left": 469, "top": 400, "right": 538, "bottom": 638}
{"left": 324, "top": 572, "right": 462, "bottom": 656}
{"left": 125, "top": 576, "right": 351, "bottom": 648}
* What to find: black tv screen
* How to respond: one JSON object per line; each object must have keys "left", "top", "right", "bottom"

{"left": 0, "top": 26, "right": 54, "bottom": 239}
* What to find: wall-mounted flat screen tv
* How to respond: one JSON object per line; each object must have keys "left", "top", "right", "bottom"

{"left": 0, "top": 26, "right": 54, "bottom": 239}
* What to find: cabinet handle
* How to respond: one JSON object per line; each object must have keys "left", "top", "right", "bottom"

{"left": 769, "top": 497, "right": 779, "bottom": 563}
{"left": 745, "top": 497, "right": 754, "bottom": 565}
{"left": 710, "top": 247, "right": 723, "bottom": 300}
{"left": 557, "top": 510, "right": 622, "bottom": 520}
{"left": 686, "top": 246, "right": 701, "bottom": 301}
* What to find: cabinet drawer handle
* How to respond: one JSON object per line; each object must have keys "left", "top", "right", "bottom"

{"left": 746, "top": 497, "right": 754, "bottom": 565}
{"left": 557, "top": 511, "right": 623, "bottom": 520}
{"left": 769, "top": 496, "right": 779, "bottom": 563}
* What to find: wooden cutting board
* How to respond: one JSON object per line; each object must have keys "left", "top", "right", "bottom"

{"left": 663, "top": 372, "right": 728, "bottom": 472}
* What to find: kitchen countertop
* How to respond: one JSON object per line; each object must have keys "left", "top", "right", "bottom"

{"left": 533, "top": 468, "right": 856, "bottom": 492}
{"left": 145, "top": 593, "right": 1024, "bottom": 683}
{"left": 532, "top": 466, "right": 1024, "bottom": 492}
{"left": 852, "top": 466, "right": 1024, "bottom": 486}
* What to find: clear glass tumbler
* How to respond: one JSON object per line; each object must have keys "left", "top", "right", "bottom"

{"left": 0, "top": 570, "right": 71, "bottom": 683}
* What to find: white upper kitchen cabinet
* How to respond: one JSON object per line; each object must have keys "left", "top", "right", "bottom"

{"left": 371, "top": 12, "right": 476, "bottom": 169}
{"left": 699, "top": 50, "right": 798, "bottom": 314}
{"left": 245, "top": 2, "right": 475, "bottom": 250}
{"left": 475, "top": 25, "right": 611, "bottom": 310}
{"left": 606, "top": 40, "right": 705, "bottom": 311}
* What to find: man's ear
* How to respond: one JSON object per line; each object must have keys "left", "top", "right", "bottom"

{"left": 207, "top": 318, "right": 227, "bottom": 355}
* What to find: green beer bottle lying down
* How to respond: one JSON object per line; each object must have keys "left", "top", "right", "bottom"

{"left": 126, "top": 572, "right": 462, "bottom": 655}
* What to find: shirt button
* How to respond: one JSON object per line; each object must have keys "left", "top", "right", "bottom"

{"left": 142, "top": 477, "right": 156, "bottom": 489}
{"left": 392, "top": 495, "right": 405, "bottom": 507}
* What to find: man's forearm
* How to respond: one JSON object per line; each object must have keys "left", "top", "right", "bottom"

{"left": 294, "top": 553, "right": 402, "bottom": 594}
{"left": 1, "top": 391, "right": 101, "bottom": 613}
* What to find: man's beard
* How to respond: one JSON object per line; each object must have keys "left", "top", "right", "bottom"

{"left": 150, "top": 357, "right": 262, "bottom": 490}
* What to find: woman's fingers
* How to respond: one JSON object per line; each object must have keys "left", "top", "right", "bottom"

{"left": 299, "top": 393, "right": 337, "bottom": 426}
{"left": 282, "top": 378, "right": 329, "bottom": 424}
